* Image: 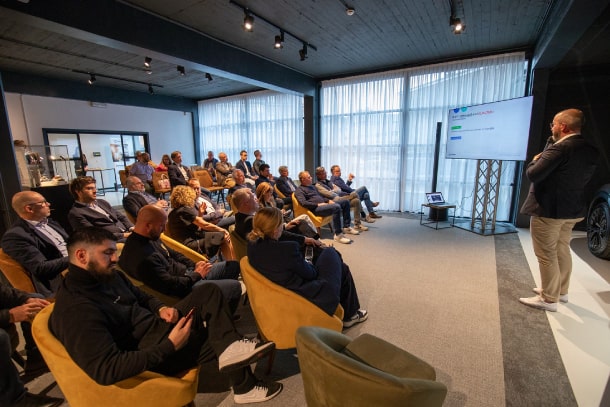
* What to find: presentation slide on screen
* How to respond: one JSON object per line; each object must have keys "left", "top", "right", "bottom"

{"left": 445, "top": 96, "right": 533, "bottom": 161}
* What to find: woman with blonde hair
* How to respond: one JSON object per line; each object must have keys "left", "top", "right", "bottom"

{"left": 247, "top": 207, "right": 367, "bottom": 328}
{"left": 155, "top": 154, "right": 172, "bottom": 172}
{"left": 168, "top": 185, "right": 235, "bottom": 260}
{"left": 255, "top": 182, "right": 318, "bottom": 238}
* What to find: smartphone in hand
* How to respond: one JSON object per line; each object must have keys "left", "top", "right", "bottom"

{"left": 184, "top": 307, "right": 196, "bottom": 322}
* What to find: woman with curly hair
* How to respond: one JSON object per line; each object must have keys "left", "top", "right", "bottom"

{"left": 255, "top": 182, "right": 318, "bottom": 238}
{"left": 167, "top": 185, "right": 235, "bottom": 260}
{"left": 247, "top": 207, "right": 367, "bottom": 328}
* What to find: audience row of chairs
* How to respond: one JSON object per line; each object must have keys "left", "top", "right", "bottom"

{"left": 2, "top": 205, "right": 447, "bottom": 406}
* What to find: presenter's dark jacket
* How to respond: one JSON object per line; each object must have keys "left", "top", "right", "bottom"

{"left": 521, "top": 134, "right": 598, "bottom": 219}
{"left": 68, "top": 199, "right": 133, "bottom": 241}
{"left": 1, "top": 218, "right": 69, "bottom": 296}
{"left": 119, "top": 232, "right": 199, "bottom": 298}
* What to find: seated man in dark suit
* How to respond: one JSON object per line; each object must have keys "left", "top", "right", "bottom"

{"left": 0, "top": 191, "right": 70, "bottom": 381}
{"left": 275, "top": 165, "right": 299, "bottom": 198}
{"left": 68, "top": 176, "right": 134, "bottom": 242}
{"left": 235, "top": 150, "right": 257, "bottom": 187}
{"left": 254, "top": 164, "right": 274, "bottom": 188}
{"left": 330, "top": 165, "right": 381, "bottom": 221}
{"left": 122, "top": 176, "right": 169, "bottom": 221}
{"left": 119, "top": 206, "right": 242, "bottom": 313}
{"left": 294, "top": 171, "right": 354, "bottom": 244}
{"left": 167, "top": 150, "right": 193, "bottom": 188}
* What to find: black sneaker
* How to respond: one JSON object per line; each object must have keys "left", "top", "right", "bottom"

{"left": 343, "top": 309, "right": 369, "bottom": 328}
{"left": 234, "top": 381, "right": 283, "bottom": 404}
{"left": 218, "top": 338, "right": 275, "bottom": 372}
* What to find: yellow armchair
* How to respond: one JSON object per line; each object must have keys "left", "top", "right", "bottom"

{"left": 239, "top": 256, "right": 343, "bottom": 350}
{"left": 160, "top": 233, "right": 208, "bottom": 263}
{"left": 292, "top": 194, "right": 333, "bottom": 234}
{"left": 228, "top": 225, "right": 248, "bottom": 261}
{"left": 0, "top": 248, "right": 36, "bottom": 293}
{"left": 32, "top": 303, "right": 200, "bottom": 407}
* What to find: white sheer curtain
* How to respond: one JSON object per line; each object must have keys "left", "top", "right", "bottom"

{"left": 198, "top": 90, "right": 304, "bottom": 175}
{"left": 321, "top": 52, "right": 528, "bottom": 220}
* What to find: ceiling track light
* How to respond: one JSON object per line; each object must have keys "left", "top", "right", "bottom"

{"left": 87, "top": 74, "right": 96, "bottom": 85}
{"left": 205, "top": 73, "right": 213, "bottom": 82}
{"left": 230, "top": 0, "right": 317, "bottom": 60}
{"left": 144, "top": 56, "right": 152, "bottom": 68}
{"left": 274, "top": 31, "right": 284, "bottom": 49}
{"left": 177, "top": 65, "right": 186, "bottom": 76}
{"left": 448, "top": 0, "right": 466, "bottom": 35}
{"left": 73, "top": 69, "right": 163, "bottom": 94}
{"left": 243, "top": 12, "right": 254, "bottom": 31}
{"left": 299, "top": 43, "right": 308, "bottom": 61}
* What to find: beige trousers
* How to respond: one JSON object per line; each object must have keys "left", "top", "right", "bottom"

{"left": 530, "top": 216, "right": 583, "bottom": 302}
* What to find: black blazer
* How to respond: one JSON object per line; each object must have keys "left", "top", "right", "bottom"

{"left": 247, "top": 238, "right": 338, "bottom": 315}
{"left": 167, "top": 163, "right": 192, "bottom": 188}
{"left": 236, "top": 160, "right": 255, "bottom": 178}
{"left": 122, "top": 192, "right": 155, "bottom": 220}
{"left": 522, "top": 134, "right": 598, "bottom": 219}
{"left": 68, "top": 200, "right": 133, "bottom": 240}
{"left": 0, "top": 218, "right": 69, "bottom": 297}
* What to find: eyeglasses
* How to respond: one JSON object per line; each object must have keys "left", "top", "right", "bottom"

{"left": 27, "top": 200, "right": 50, "bottom": 207}
{"left": 549, "top": 122, "right": 564, "bottom": 128}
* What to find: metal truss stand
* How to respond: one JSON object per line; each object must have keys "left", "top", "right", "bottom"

{"left": 455, "top": 159, "right": 516, "bottom": 236}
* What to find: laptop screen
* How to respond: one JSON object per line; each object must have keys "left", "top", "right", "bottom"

{"left": 426, "top": 192, "right": 445, "bottom": 204}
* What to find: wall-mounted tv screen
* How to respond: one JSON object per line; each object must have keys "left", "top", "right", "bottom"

{"left": 445, "top": 96, "right": 533, "bottom": 161}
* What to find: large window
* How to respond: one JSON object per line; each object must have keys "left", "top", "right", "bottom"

{"left": 198, "top": 91, "right": 304, "bottom": 176}
{"left": 321, "top": 52, "right": 528, "bottom": 220}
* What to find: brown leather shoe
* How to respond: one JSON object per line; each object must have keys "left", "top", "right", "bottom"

{"left": 372, "top": 202, "right": 380, "bottom": 207}
{"left": 369, "top": 212, "right": 382, "bottom": 219}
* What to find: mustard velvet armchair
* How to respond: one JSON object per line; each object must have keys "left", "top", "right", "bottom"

{"left": 295, "top": 326, "right": 448, "bottom": 407}
{"left": 32, "top": 303, "right": 200, "bottom": 407}
{"left": 228, "top": 225, "right": 248, "bottom": 261}
{"left": 0, "top": 248, "right": 36, "bottom": 293}
{"left": 292, "top": 194, "right": 333, "bottom": 234}
{"left": 160, "top": 233, "right": 208, "bottom": 263}
{"left": 239, "top": 257, "right": 343, "bottom": 350}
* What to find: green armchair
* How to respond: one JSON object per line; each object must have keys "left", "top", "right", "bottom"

{"left": 295, "top": 326, "right": 447, "bottom": 407}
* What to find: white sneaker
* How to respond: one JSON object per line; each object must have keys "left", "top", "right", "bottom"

{"left": 218, "top": 338, "right": 275, "bottom": 372}
{"left": 234, "top": 381, "right": 283, "bottom": 404}
{"left": 343, "top": 227, "right": 360, "bottom": 235}
{"left": 354, "top": 224, "right": 368, "bottom": 231}
{"left": 519, "top": 295, "right": 557, "bottom": 312}
{"left": 532, "top": 287, "right": 568, "bottom": 303}
{"left": 333, "top": 234, "right": 352, "bottom": 244}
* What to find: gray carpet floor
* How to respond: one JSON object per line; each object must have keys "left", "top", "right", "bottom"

{"left": 20, "top": 213, "right": 573, "bottom": 406}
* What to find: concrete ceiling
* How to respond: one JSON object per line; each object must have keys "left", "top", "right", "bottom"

{"left": 0, "top": 0, "right": 609, "bottom": 101}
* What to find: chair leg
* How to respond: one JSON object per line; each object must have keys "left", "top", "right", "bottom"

{"left": 265, "top": 349, "right": 276, "bottom": 375}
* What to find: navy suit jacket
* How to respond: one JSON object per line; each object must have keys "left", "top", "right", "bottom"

{"left": 68, "top": 199, "right": 133, "bottom": 240}
{"left": 276, "top": 176, "right": 298, "bottom": 197}
{"left": 122, "top": 192, "right": 155, "bottom": 220}
{"left": 1, "top": 218, "right": 69, "bottom": 296}
{"left": 235, "top": 160, "right": 255, "bottom": 178}
{"left": 167, "top": 163, "right": 192, "bottom": 188}
{"left": 248, "top": 238, "right": 338, "bottom": 314}
{"left": 522, "top": 134, "right": 598, "bottom": 219}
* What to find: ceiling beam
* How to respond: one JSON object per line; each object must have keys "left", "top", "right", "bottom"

{"left": 1, "top": 0, "right": 317, "bottom": 96}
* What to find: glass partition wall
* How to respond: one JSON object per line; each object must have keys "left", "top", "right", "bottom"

{"left": 44, "top": 130, "right": 148, "bottom": 192}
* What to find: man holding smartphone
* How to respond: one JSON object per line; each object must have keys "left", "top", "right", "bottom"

{"left": 50, "top": 227, "right": 282, "bottom": 404}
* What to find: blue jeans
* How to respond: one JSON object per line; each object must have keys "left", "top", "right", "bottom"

{"left": 355, "top": 186, "right": 375, "bottom": 213}
{"left": 313, "top": 200, "right": 351, "bottom": 234}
